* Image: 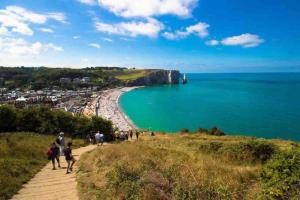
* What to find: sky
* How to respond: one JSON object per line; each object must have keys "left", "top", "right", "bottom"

{"left": 0, "top": 0, "right": 300, "bottom": 72}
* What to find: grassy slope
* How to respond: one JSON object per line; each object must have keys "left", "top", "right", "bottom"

{"left": 77, "top": 133, "right": 296, "bottom": 200}
{"left": 0, "top": 132, "right": 85, "bottom": 200}
{"left": 115, "top": 69, "right": 152, "bottom": 81}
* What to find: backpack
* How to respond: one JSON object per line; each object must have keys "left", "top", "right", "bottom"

{"left": 56, "top": 138, "right": 61, "bottom": 145}
{"left": 47, "top": 149, "right": 53, "bottom": 160}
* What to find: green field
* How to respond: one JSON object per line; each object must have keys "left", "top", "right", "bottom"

{"left": 77, "top": 133, "right": 300, "bottom": 200}
{"left": 0, "top": 132, "right": 85, "bottom": 200}
{"left": 115, "top": 69, "right": 152, "bottom": 81}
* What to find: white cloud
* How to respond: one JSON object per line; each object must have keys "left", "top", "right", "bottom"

{"left": 0, "top": 37, "right": 63, "bottom": 56}
{"left": 73, "top": 35, "right": 80, "bottom": 39}
{"left": 205, "top": 39, "right": 219, "bottom": 46}
{"left": 95, "top": 18, "right": 164, "bottom": 38}
{"left": 221, "top": 33, "right": 264, "bottom": 48}
{"left": 46, "top": 13, "right": 67, "bottom": 23}
{"left": 46, "top": 43, "right": 63, "bottom": 51}
{"left": 0, "top": 26, "right": 9, "bottom": 35}
{"left": 77, "top": 0, "right": 97, "bottom": 5}
{"left": 39, "top": 28, "right": 54, "bottom": 33}
{"left": 0, "top": 6, "right": 66, "bottom": 36}
{"left": 163, "top": 22, "right": 209, "bottom": 40}
{"left": 103, "top": 37, "right": 113, "bottom": 42}
{"left": 98, "top": 0, "right": 198, "bottom": 18}
{"left": 89, "top": 43, "right": 101, "bottom": 48}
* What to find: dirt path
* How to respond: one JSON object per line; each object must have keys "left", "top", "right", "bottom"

{"left": 12, "top": 145, "right": 96, "bottom": 200}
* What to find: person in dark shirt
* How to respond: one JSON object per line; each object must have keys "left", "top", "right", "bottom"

{"left": 50, "top": 142, "right": 61, "bottom": 170}
{"left": 135, "top": 131, "right": 140, "bottom": 141}
{"left": 129, "top": 130, "right": 133, "bottom": 140}
{"left": 64, "top": 142, "right": 76, "bottom": 174}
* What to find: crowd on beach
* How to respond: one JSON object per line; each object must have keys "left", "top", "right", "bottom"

{"left": 91, "top": 87, "right": 138, "bottom": 131}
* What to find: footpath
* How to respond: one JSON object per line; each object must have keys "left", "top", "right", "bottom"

{"left": 11, "top": 145, "right": 96, "bottom": 200}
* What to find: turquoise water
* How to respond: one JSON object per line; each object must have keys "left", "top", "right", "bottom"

{"left": 120, "top": 73, "right": 300, "bottom": 141}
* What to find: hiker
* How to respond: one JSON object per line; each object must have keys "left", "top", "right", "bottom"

{"left": 64, "top": 142, "right": 76, "bottom": 174}
{"left": 86, "top": 134, "right": 92, "bottom": 145}
{"left": 99, "top": 132, "right": 104, "bottom": 146}
{"left": 129, "top": 130, "right": 133, "bottom": 140}
{"left": 95, "top": 131, "right": 100, "bottom": 145}
{"left": 49, "top": 142, "right": 60, "bottom": 170}
{"left": 151, "top": 131, "right": 155, "bottom": 136}
{"left": 56, "top": 132, "right": 65, "bottom": 156}
{"left": 136, "top": 131, "right": 140, "bottom": 141}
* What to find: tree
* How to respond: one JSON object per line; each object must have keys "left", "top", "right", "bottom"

{"left": 54, "top": 110, "right": 75, "bottom": 135}
{"left": 0, "top": 105, "right": 17, "bottom": 132}
{"left": 17, "top": 108, "right": 41, "bottom": 132}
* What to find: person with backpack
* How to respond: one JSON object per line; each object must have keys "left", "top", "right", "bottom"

{"left": 64, "top": 142, "right": 76, "bottom": 174}
{"left": 48, "top": 142, "right": 61, "bottom": 170}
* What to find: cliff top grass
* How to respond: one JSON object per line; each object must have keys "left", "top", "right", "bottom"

{"left": 77, "top": 133, "right": 299, "bottom": 200}
{"left": 115, "top": 69, "right": 153, "bottom": 81}
{"left": 0, "top": 132, "right": 85, "bottom": 200}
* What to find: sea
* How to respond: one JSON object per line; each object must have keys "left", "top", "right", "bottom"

{"left": 119, "top": 73, "right": 300, "bottom": 141}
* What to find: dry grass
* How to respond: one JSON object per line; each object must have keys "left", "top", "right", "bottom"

{"left": 77, "top": 133, "right": 295, "bottom": 200}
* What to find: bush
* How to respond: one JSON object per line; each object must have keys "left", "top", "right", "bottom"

{"left": 197, "top": 127, "right": 225, "bottom": 136}
{"left": 208, "top": 127, "right": 225, "bottom": 136}
{"left": 180, "top": 128, "right": 189, "bottom": 133}
{"left": 258, "top": 148, "right": 300, "bottom": 199}
{"left": 0, "top": 105, "right": 17, "bottom": 132}
{"left": 197, "top": 128, "right": 208, "bottom": 133}
{"left": 199, "top": 140, "right": 278, "bottom": 164}
{"left": 199, "top": 142, "right": 223, "bottom": 153}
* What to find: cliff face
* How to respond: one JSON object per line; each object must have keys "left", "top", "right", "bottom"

{"left": 127, "top": 70, "right": 180, "bottom": 86}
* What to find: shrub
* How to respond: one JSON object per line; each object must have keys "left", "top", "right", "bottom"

{"left": 197, "top": 127, "right": 225, "bottom": 136}
{"left": 199, "top": 140, "right": 278, "bottom": 164}
{"left": 208, "top": 127, "right": 225, "bottom": 136}
{"left": 197, "top": 128, "right": 208, "bottom": 133}
{"left": 0, "top": 105, "right": 17, "bottom": 132}
{"left": 258, "top": 148, "right": 300, "bottom": 199}
{"left": 199, "top": 142, "right": 224, "bottom": 153}
{"left": 180, "top": 128, "right": 189, "bottom": 133}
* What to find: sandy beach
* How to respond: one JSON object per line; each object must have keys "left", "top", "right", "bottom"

{"left": 83, "top": 87, "right": 140, "bottom": 131}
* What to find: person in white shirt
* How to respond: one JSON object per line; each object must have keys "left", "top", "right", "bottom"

{"left": 95, "top": 132, "right": 100, "bottom": 145}
{"left": 99, "top": 133, "right": 104, "bottom": 146}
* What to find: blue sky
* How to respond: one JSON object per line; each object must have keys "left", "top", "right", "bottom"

{"left": 0, "top": 0, "right": 300, "bottom": 72}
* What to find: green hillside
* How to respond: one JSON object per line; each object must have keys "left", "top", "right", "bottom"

{"left": 0, "top": 67, "right": 156, "bottom": 90}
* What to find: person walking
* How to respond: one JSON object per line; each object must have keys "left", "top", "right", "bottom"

{"left": 57, "top": 132, "right": 65, "bottom": 156}
{"left": 135, "top": 131, "right": 140, "bottom": 141}
{"left": 99, "top": 132, "right": 104, "bottom": 146}
{"left": 50, "top": 142, "right": 61, "bottom": 170}
{"left": 64, "top": 142, "right": 76, "bottom": 174}
{"left": 129, "top": 130, "right": 133, "bottom": 140}
{"left": 95, "top": 132, "right": 100, "bottom": 146}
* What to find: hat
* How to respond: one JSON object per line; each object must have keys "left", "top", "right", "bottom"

{"left": 59, "top": 132, "right": 64, "bottom": 135}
